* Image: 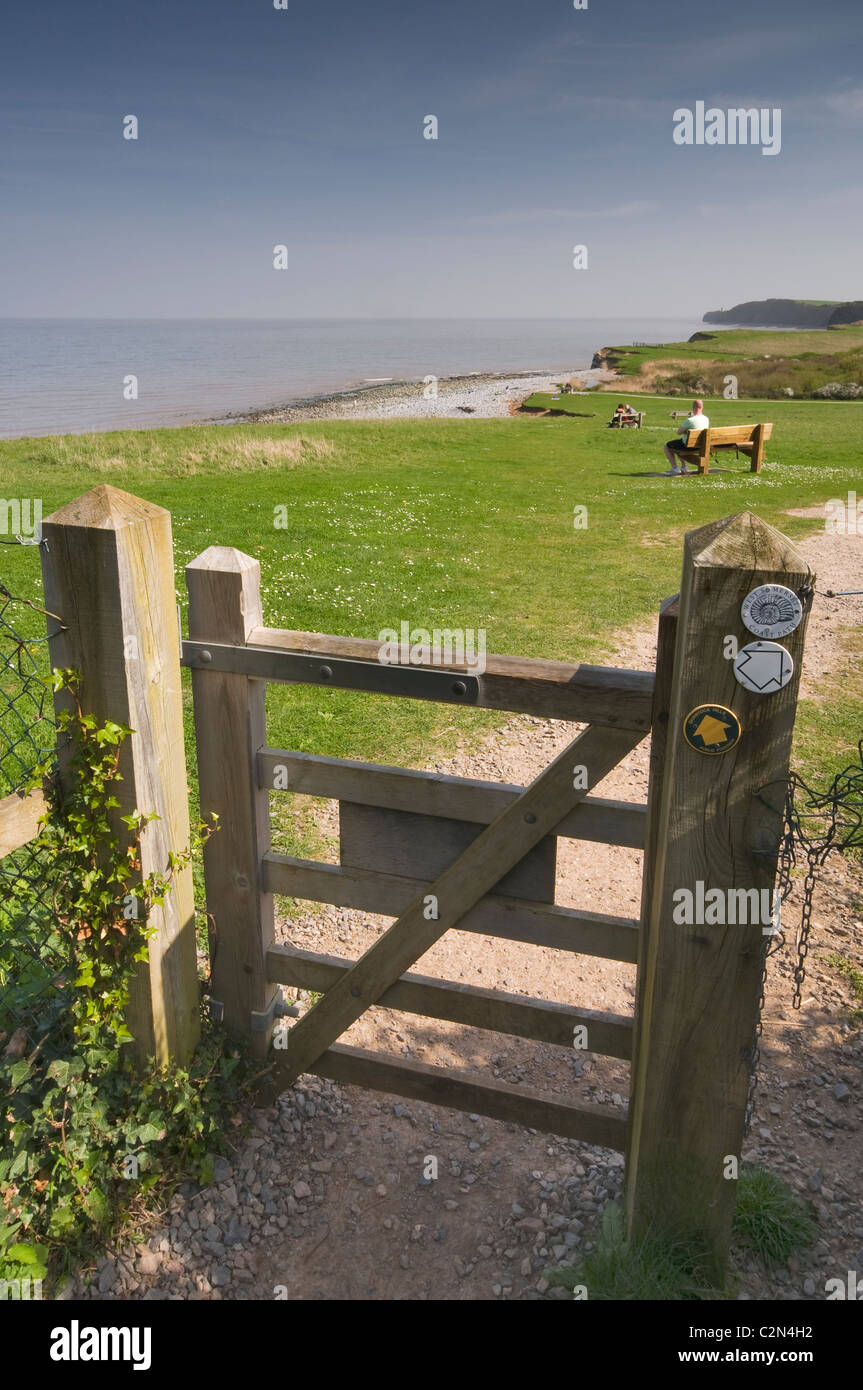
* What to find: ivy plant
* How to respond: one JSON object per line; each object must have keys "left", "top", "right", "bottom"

{"left": 0, "top": 670, "right": 242, "bottom": 1283}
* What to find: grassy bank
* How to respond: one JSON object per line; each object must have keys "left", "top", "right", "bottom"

{"left": 0, "top": 403, "right": 859, "bottom": 820}
{"left": 590, "top": 324, "right": 863, "bottom": 399}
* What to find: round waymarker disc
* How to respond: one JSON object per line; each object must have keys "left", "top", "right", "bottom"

{"left": 683, "top": 704, "right": 742, "bottom": 756}
{"left": 741, "top": 584, "right": 803, "bottom": 639}
{"left": 733, "top": 640, "right": 794, "bottom": 695}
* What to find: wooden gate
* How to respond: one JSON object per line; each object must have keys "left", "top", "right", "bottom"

{"left": 183, "top": 545, "right": 650, "bottom": 1150}
{"left": 34, "top": 488, "right": 812, "bottom": 1277}
{"left": 181, "top": 511, "right": 811, "bottom": 1279}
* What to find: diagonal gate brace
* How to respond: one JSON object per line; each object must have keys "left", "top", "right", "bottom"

{"left": 271, "top": 723, "right": 643, "bottom": 1091}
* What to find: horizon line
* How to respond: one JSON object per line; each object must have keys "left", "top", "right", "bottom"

{"left": 0, "top": 313, "right": 708, "bottom": 323}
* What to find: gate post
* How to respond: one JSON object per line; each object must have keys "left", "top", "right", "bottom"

{"left": 186, "top": 548, "right": 277, "bottom": 1060}
{"left": 41, "top": 485, "right": 200, "bottom": 1067}
{"left": 626, "top": 512, "right": 811, "bottom": 1281}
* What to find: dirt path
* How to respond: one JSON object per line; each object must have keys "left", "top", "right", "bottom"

{"left": 80, "top": 525, "right": 862, "bottom": 1302}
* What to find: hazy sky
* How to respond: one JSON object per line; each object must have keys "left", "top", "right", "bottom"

{"left": 2, "top": 0, "right": 861, "bottom": 318}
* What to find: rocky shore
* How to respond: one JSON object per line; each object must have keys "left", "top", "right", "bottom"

{"left": 229, "top": 366, "right": 615, "bottom": 426}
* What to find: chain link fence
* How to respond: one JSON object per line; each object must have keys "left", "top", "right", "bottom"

{"left": 0, "top": 568, "right": 69, "bottom": 1053}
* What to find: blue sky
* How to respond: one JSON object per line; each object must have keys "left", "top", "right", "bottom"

{"left": 2, "top": 0, "right": 861, "bottom": 317}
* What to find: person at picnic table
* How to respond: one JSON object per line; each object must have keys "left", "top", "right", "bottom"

{"left": 664, "top": 398, "right": 709, "bottom": 474}
{"left": 608, "top": 402, "right": 636, "bottom": 427}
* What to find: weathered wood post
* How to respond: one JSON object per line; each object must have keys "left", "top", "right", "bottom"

{"left": 41, "top": 485, "right": 200, "bottom": 1066}
{"left": 634, "top": 594, "right": 679, "bottom": 979}
{"left": 626, "top": 512, "right": 811, "bottom": 1281}
{"left": 185, "top": 548, "right": 277, "bottom": 1061}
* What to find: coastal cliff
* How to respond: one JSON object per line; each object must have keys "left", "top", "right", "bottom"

{"left": 704, "top": 298, "right": 863, "bottom": 328}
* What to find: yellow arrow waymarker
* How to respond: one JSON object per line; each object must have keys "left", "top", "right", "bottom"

{"left": 694, "top": 713, "right": 730, "bottom": 747}
{"left": 683, "top": 703, "right": 742, "bottom": 756}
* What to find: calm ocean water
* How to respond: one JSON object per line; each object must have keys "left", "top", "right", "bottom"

{"left": 0, "top": 317, "right": 708, "bottom": 439}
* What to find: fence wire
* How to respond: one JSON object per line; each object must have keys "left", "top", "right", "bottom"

{"left": 0, "top": 575, "right": 68, "bottom": 1051}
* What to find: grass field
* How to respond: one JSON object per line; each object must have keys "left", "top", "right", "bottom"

{"left": 591, "top": 324, "right": 863, "bottom": 400}
{"left": 0, "top": 399, "right": 859, "bottom": 847}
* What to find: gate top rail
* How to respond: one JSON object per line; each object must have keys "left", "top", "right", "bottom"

{"left": 181, "top": 639, "right": 480, "bottom": 704}
{"left": 182, "top": 622, "right": 654, "bottom": 729}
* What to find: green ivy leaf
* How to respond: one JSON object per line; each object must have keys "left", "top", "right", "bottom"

{"left": 9, "top": 1060, "right": 32, "bottom": 1089}
{"left": 9, "top": 1150, "right": 30, "bottom": 1179}
{"left": 135, "top": 1123, "right": 162, "bottom": 1145}
{"left": 6, "top": 1242, "right": 48, "bottom": 1279}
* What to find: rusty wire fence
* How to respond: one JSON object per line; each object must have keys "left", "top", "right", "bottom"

{"left": 0, "top": 566, "right": 68, "bottom": 1053}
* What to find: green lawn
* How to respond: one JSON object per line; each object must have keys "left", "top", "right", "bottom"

{"left": 0, "top": 401, "right": 859, "bottom": 830}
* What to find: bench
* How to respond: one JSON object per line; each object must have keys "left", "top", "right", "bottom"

{"left": 610, "top": 411, "right": 645, "bottom": 429}
{"left": 678, "top": 423, "right": 772, "bottom": 475}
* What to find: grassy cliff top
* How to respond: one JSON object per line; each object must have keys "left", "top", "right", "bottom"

{"left": 592, "top": 325, "right": 863, "bottom": 399}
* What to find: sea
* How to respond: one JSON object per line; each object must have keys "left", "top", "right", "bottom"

{"left": 0, "top": 317, "right": 708, "bottom": 440}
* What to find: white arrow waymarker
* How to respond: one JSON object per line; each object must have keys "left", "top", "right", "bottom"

{"left": 733, "top": 640, "right": 794, "bottom": 694}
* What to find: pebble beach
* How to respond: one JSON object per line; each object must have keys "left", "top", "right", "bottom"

{"left": 236, "top": 366, "right": 616, "bottom": 426}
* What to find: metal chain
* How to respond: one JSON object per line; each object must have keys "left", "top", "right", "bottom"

{"left": 792, "top": 859, "right": 819, "bottom": 1010}
{"left": 744, "top": 883, "right": 788, "bottom": 1136}
{"left": 743, "top": 778, "right": 793, "bottom": 1136}
{"left": 744, "top": 740, "right": 863, "bottom": 1134}
{"left": 744, "top": 932, "right": 772, "bottom": 1136}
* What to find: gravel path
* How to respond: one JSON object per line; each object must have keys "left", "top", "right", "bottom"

{"left": 72, "top": 526, "right": 862, "bottom": 1303}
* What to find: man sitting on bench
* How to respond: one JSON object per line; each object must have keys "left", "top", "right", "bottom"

{"left": 664, "top": 398, "right": 709, "bottom": 474}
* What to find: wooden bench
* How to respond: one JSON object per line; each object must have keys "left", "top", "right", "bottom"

{"left": 610, "top": 411, "right": 645, "bottom": 429}
{"left": 678, "top": 423, "right": 772, "bottom": 475}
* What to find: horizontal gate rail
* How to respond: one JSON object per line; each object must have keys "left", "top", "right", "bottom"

{"left": 262, "top": 854, "right": 639, "bottom": 962}
{"left": 182, "top": 639, "right": 480, "bottom": 704}
{"left": 246, "top": 625, "right": 654, "bottom": 729}
{"left": 258, "top": 748, "right": 647, "bottom": 849}
{"left": 267, "top": 943, "right": 633, "bottom": 1057}
{"left": 292, "top": 1043, "right": 627, "bottom": 1150}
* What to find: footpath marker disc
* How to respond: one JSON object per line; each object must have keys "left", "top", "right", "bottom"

{"left": 683, "top": 704, "right": 742, "bottom": 756}
{"left": 733, "top": 641, "right": 794, "bottom": 695}
{"left": 741, "top": 584, "right": 803, "bottom": 639}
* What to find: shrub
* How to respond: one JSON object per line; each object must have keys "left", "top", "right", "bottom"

{"left": 0, "top": 672, "right": 241, "bottom": 1284}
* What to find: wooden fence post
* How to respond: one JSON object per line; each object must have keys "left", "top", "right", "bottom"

{"left": 625, "top": 512, "right": 812, "bottom": 1281}
{"left": 630, "top": 593, "right": 679, "bottom": 998}
{"left": 185, "top": 548, "right": 276, "bottom": 1060}
{"left": 41, "top": 485, "right": 200, "bottom": 1067}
